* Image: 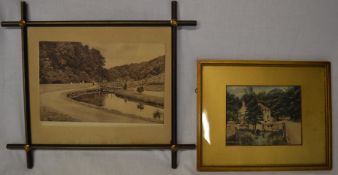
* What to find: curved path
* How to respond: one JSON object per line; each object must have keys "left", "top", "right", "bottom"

{"left": 40, "top": 85, "right": 149, "bottom": 123}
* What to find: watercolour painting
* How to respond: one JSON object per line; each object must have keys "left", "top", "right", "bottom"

{"left": 226, "top": 85, "right": 302, "bottom": 146}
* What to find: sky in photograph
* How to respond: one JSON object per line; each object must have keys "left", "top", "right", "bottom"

{"left": 81, "top": 42, "right": 165, "bottom": 68}
{"left": 227, "top": 86, "right": 290, "bottom": 98}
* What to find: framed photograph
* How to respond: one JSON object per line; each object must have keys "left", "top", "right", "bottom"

{"left": 28, "top": 27, "right": 172, "bottom": 144}
{"left": 2, "top": 1, "right": 197, "bottom": 169}
{"left": 197, "top": 60, "right": 332, "bottom": 171}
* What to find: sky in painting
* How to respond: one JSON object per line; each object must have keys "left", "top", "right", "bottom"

{"left": 227, "top": 86, "right": 290, "bottom": 98}
{"left": 81, "top": 42, "right": 165, "bottom": 68}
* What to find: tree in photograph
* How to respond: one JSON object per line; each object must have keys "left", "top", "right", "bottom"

{"left": 136, "top": 79, "right": 147, "bottom": 93}
{"left": 39, "top": 41, "right": 107, "bottom": 84}
{"left": 123, "top": 80, "right": 128, "bottom": 90}
{"left": 107, "top": 55, "right": 165, "bottom": 81}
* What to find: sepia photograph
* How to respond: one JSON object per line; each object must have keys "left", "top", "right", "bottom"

{"left": 39, "top": 41, "right": 165, "bottom": 124}
{"left": 226, "top": 85, "right": 302, "bottom": 145}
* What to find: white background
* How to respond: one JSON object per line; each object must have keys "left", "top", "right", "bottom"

{"left": 0, "top": 0, "right": 337, "bottom": 174}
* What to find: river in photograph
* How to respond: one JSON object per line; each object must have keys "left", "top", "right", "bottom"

{"left": 72, "top": 92, "right": 164, "bottom": 122}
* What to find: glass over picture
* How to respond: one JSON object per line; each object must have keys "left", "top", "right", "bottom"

{"left": 39, "top": 41, "right": 165, "bottom": 124}
{"left": 226, "top": 85, "right": 302, "bottom": 146}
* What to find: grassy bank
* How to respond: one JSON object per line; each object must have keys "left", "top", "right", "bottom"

{"left": 40, "top": 106, "right": 80, "bottom": 122}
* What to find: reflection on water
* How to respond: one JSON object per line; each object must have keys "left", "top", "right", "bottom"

{"left": 73, "top": 92, "right": 164, "bottom": 121}
{"left": 73, "top": 92, "right": 105, "bottom": 107}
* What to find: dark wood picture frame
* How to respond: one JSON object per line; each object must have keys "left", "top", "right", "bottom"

{"left": 1, "top": 1, "right": 197, "bottom": 169}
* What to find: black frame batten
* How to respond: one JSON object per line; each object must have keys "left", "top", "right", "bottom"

{"left": 171, "top": 1, "right": 178, "bottom": 168}
{"left": 2, "top": 1, "right": 197, "bottom": 169}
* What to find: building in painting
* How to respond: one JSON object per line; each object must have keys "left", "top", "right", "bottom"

{"left": 258, "top": 103, "right": 272, "bottom": 122}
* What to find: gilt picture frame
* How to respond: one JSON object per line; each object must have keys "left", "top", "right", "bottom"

{"left": 197, "top": 60, "right": 332, "bottom": 171}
